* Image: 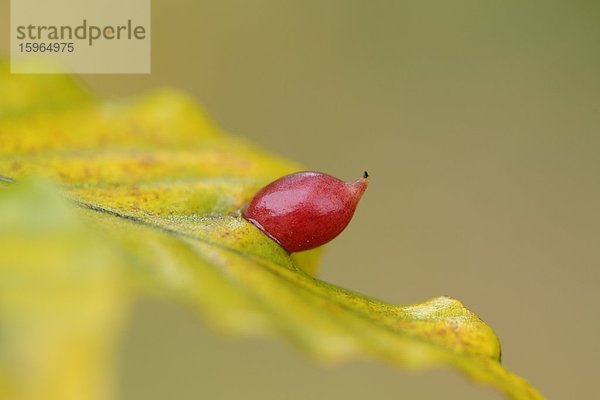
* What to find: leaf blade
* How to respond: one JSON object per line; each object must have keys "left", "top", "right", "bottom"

{"left": 0, "top": 71, "right": 544, "bottom": 400}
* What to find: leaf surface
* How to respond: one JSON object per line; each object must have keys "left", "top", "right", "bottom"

{"left": 0, "top": 68, "right": 544, "bottom": 400}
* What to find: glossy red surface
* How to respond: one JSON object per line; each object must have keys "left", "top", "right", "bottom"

{"left": 244, "top": 171, "right": 368, "bottom": 253}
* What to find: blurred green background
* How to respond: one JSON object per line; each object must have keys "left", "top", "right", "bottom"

{"left": 2, "top": 1, "right": 599, "bottom": 398}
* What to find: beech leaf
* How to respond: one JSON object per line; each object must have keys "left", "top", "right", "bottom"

{"left": 0, "top": 67, "right": 544, "bottom": 400}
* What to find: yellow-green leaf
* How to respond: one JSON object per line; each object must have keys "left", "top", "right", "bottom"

{"left": 0, "top": 67, "right": 544, "bottom": 400}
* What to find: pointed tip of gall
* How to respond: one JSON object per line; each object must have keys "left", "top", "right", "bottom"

{"left": 349, "top": 172, "right": 369, "bottom": 198}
